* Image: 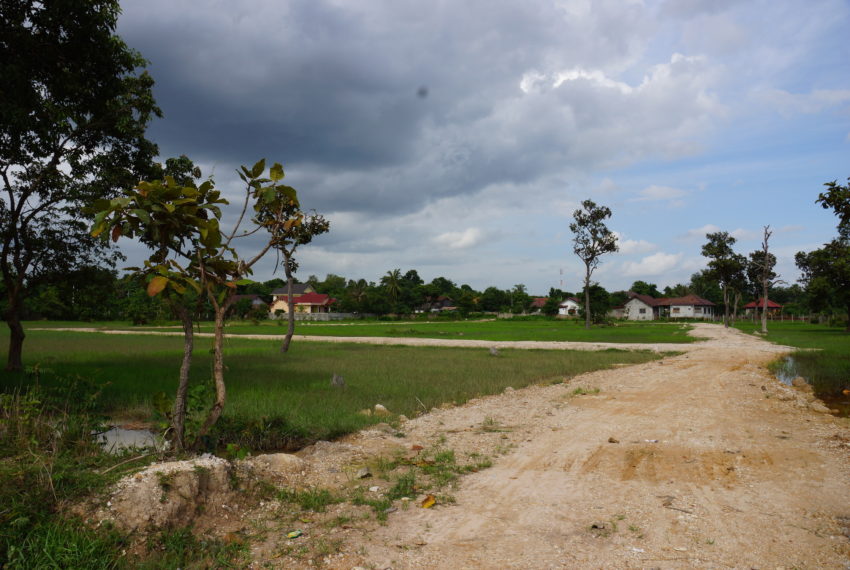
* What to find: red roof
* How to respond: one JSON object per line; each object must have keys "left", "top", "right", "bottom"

{"left": 278, "top": 292, "right": 335, "bottom": 306}
{"left": 742, "top": 298, "right": 782, "bottom": 309}
{"left": 531, "top": 297, "right": 548, "bottom": 308}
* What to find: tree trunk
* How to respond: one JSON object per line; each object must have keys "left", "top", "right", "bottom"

{"left": 171, "top": 304, "right": 194, "bottom": 451}
{"left": 280, "top": 258, "right": 295, "bottom": 353}
{"left": 722, "top": 285, "right": 730, "bottom": 327}
{"left": 761, "top": 283, "right": 769, "bottom": 335}
{"left": 4, "top": 286, "right": 25, "bottom": 372}
{"left": 583, "top": 264, "right": 591, "bottom": 330}
{"left": 194, "top": 299, "right": 232, "bottom": 448}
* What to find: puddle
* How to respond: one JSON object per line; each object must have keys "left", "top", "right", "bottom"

{"left": 774, "top": 355, "right": 799, "bottom": 386}
{"left": 95, "top": 427, "right": 159, "bottom": 454}
{"left": 774, "top": 356, "right": 850, "bottom": 417}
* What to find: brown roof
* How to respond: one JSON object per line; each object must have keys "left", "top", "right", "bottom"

{"left": 657, "top": 294, "right": 715, "bottom": 307}
{"left": 742, "top": 298, "right": 782, "bottom": 309}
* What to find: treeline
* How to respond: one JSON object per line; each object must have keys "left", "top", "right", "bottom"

{"left": 3, "top": 264, "right": 816, "bottom": 325}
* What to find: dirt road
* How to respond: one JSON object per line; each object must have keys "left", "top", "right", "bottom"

{"left": 62, "top": 323, "right": 850, "bottom": 567}
{"left": 323, "top": 323, "right": 850, "bottom": 569}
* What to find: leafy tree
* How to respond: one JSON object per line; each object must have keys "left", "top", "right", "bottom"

{"left": 629, "top": 280, "right": 660, "bottom": 298}
{"left": 688, "top": 271, "right": 723, "bottom": 305}
{"left": 701, "top": 232, "right": 747, "bottom": 327}
{"left": 663, "top": 283, "right": 691, "bottom": 298}
{"left": 579, "top": 284, "right": 611, "bottom": 324}
{"left": 479, "top": 286, "right": 509, "bottom": 312}
{"left": 570, "top": 200, "right": 618, "bottom": 329}
{"left": 95, "top": 159, "right": 301, "bottom": 448}
{"left": 541, "top": 297, "right": 561, "bottom": 316}
{"left": 817, "top": 177, "right": 850, "bottom": 237}
{"left": 273, "top": 202, "right": 330, "bottom": 353}
{"left": 796, "top": 240, "right": 850, "bottom": 329}
{"left": 381, "top": 269, "right": 402, "bottom": 311}
{"left": 1, "top": 1, "right": 160, "bottom": 370}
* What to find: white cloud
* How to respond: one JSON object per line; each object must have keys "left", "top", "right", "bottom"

{"left": 612, "top": 231, "right": 656, "bottom": 254}
{"left": 622, "top": 252, "right": 684, "bottom": 276}
{"left": 754, "top": 88, "right": 850, "bottom": 118}
{"left": 433, "top": 227, "right": 484, "bottom": 250}
{"left": 778, "top": 225, "right": 805, "bottom": 233}
{"left": 634, "top": 185, "right": 687, "bottom": 201}
{"left": 681, "top": 224, "right": 721, "bottom": 240}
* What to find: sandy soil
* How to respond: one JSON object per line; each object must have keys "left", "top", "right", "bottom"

{"left": 58, "top": 323, "right": 850, "bottom": 568}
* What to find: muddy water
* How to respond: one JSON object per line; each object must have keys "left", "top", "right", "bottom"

{"left": 775, "top": 355, "right": 850, "bottom": 417}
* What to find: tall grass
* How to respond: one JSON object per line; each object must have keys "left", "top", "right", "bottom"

{"left": 734, "top": 321, "right": 850, "bottom": 396}
{"left": 1, "top": 330, "right": 665, "bottom": 450}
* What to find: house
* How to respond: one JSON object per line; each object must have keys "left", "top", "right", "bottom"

{"left": 530, "top": 297, "right": 548, "bottom": 313}
{"left": 742, "top": 298, "right": 782, "bottom": 317}
{"left": 269, "top": 284, "right": 331, "bottom": 314}
{"left": 608, "top": 305, "right": 626, "bottom": 319}
{"left": 623, "top": 292, "right": 716, "bottom": 320}
{"left": 558, "top": 297, "right": 581, "bottom": 317}
{"left": 417, "top": 296, "right": 455, "bottom": 313}
{"left": 623, "top": 293, "right": 656, "bottom": 321}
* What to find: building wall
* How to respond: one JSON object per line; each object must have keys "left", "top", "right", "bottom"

{"left": 625, "top": 298, "right": 654, "bottom": 321}
{"left": 558, "top": 300, "right": 580, "bottom": 316}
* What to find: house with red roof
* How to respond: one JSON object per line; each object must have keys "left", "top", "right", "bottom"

{"left": 269, "top": 284, "right": 335, "bottom": 315}
{"left": 742, "top": 298, "right": 782, "bottom": 317}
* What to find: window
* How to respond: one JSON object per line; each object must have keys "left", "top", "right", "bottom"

{"left": 672, "top": 307, "right": 680, "bottom": 314}
{"left": 695, "top": 307, "right": 702, "bottom": 313}
{"left": 639, "top": 308, "right": 646, "bottom": 314}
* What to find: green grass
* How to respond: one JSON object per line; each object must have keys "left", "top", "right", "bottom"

{"left": 55, "top": 318, "right": 702, "bottom": 343}
{"left": 733, "top": 320, "right": 850, "bottom": 397}
{"left": 1, "top": 328, "right": 665, "bottom": 450}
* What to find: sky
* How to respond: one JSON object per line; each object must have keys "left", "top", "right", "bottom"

{"left": 115, "top": 0, "right": 850, "bottom": 295}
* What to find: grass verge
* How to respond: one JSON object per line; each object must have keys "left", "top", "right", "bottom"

{"left": 1, "top": 329, "right": 664, "bottom": 451}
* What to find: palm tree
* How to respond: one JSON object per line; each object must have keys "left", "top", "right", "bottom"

{"left": 381, "top": 269, "right": 402, "bottom": 309}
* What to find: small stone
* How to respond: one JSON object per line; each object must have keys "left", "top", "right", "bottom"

{"left": 489, "top": 347, "right": 500, "bottom": 356}
{"left": 331, "top": 373, "right": 345, "bottom": 388}
{"left": 374, "top": 404, "right": 392, "bottom": 417}
{"left": 608, "top": 437, "right": 619, "bottom": 444}
{"left": 369, "top": 486, "right": 380, "bottom": 492}
{"left": 356, "top": 467, "right": 372, "bottom": 479}
{"left": 504, "top": 387, "right": 515, "bottom": 393}
{"left": 357, "top": 409, "right": 373, "bottom": 416}
{"left": 809, "top": 401, "right": 831, "bottom": 414}
{"left": 398, "top": 414, "right": 409, "bottom": 422}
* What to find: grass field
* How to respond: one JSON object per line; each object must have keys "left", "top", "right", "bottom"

{"left": 28, "top": 318, "right": 701, "bottom": 344}
{"left": 733, "top": 320, "right": 850, "bottom": 399}
{"left": 1, "top": 328, "right": 668, "bottom": 450}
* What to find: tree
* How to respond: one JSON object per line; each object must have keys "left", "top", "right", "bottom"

{"left": 746, "top": 226, "right": 781, "bottom": 333}
{"left": 701, "top": 232, "right": 747, "bottom": 327}
{"left": 579, "top": 284, "right": 611, "bottom": 324}
{"left": 381, "top": 269, "right": 402, "bottom": 310}
{"left": 1, "top": 1, "right": 160, "bottom": 371}
{"left": 570, "top": 200, "right": 618, "bottom": 329}
{"left": 796, "top": 240, "right": 850, "bottom": 329}
{"left": 817, "top": 177, "right": 850, "bottom": 237}
{"left": 274, "top": 205, "right": 330, "bottom": 353}
{"left": 95, "top": 159, "right": 301, "bottom": 448}
{"left": 630, "top": 280, "right": 660, "bottom": 298}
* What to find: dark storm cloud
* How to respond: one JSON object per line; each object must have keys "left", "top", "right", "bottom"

{"left": 117, "top": 0, "right": 655, "bottom": 215}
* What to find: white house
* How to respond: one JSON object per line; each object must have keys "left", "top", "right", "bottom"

{"left": 558, "top": 297, "right": 581, "bottom": 317}
{"left": 623, "top": 292, "right": 716, "bottom": 320}
{"left": 624, "top": 295, "right": 656, "bottom": 321}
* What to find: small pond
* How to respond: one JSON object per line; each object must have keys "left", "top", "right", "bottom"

{"left": 774, "top": 356, "right": 850, "bottom": 417}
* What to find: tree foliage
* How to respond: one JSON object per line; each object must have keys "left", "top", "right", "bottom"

{"left": 570, "top": 200, "right": 618, "bottom": 329}
{"left": 1, "top": 0, "right": 160, "bottom": 371}
{"left": 701, "top": 232, "right": 746, "bottom": 327}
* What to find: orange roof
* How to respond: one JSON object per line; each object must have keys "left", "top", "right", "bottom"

{"left": 742, "top": 298, "right": 782, "bottom": 309}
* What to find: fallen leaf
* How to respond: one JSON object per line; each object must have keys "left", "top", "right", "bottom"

{"left": 420, "top": 495, "right": 436, "bottom": 509}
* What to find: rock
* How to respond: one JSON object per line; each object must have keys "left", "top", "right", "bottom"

{"left": 489, "top": 347, "right": 500, "bottom": 356}
{"left": 330, "top": 373, "right": 345, "bottom": 388}
{"left": 356, "top": 467, "right": 372, "bottom": 479}
{"left": 98, "top": 456, "right": 232, "bottom": 533}
{"left": 608, "top": 437, "right": 620, "bottom": 444}
{"left": 357, "top": 408, "right": 373, "bottom": 416}
{"left": 791, "top": 377, "right": 813, "bottom": 392}
{"left": 777, "top": 392, "right": 795, "bottom": 401}
{"left": 374, "top": 404, "right": 392, "bottom": 417}
{"left": 369, "top": 486, "right": 380, "bottom": 492}
{"left": 504, "top": 387, "right": 515, "bottom": 393}
{"left": 249, "top": 453, "right": 307, "bottom": 474}
{"left": 397, "top": 414, "right": 409, "bottom": 423}
{"left": 809, "top": 401, "right": 832, "bottom": 414}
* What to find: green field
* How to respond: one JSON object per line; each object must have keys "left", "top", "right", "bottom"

{"left": 29, "top": 318, "right": 702, "bottom": 344}
{"left": 1, "top": 328, "right": 668, "bottom": 449}
{"left": 733, "top": 320, "right": 850, "bottom": 399}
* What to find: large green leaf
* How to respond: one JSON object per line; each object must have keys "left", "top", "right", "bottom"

{"left": 269, "top": 162, "right": 284, "bottom": 181}
{"left": 250, "top": 159, "right": 266, "bottom": 178}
